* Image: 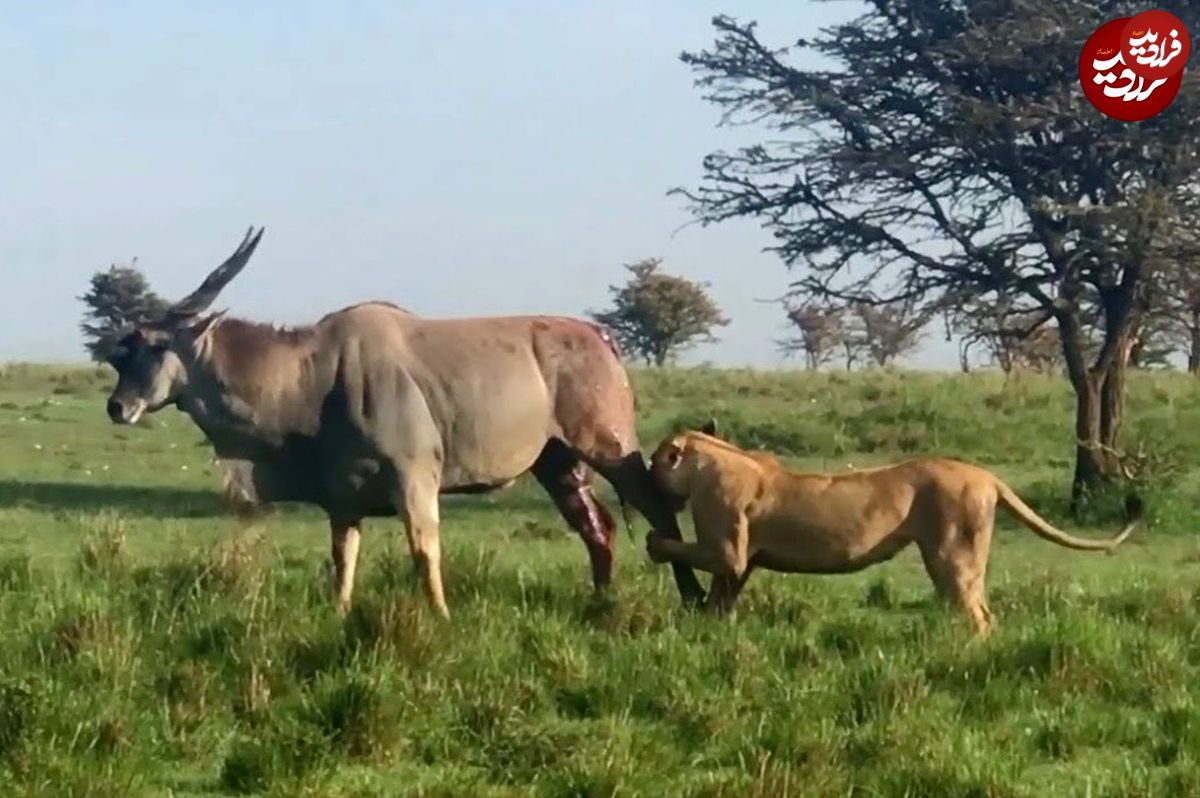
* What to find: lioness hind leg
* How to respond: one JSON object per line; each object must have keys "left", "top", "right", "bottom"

{"left": 952, "top": 571, "right": 993, "bottom": 636}
{"left": 918, "top": 524, "right": 994, "bottom": 636}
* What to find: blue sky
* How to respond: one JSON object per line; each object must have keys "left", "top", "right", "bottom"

{"left": 0, "top": 1, "right": 960, "bottom": 367}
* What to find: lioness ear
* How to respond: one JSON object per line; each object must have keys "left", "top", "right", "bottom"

{"left": 700, "top": 417, "right": 718, "bottom": 436}
{"left": 664, "top": 442, "right": 684, "bottom": 469}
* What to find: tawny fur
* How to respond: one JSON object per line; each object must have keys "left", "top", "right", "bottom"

{"left": 646, "top": 428, "right": 1140, "bottom": 634}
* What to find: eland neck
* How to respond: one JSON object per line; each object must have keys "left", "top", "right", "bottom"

{"left": 178, "top": 317, "right": 326, "bottom": 460}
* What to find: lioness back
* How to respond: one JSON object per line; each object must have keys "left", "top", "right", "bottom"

{"left": 672, "top": 432, "right": 1011, "bottom": 540}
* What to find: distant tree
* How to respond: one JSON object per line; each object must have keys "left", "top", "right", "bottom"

{"left": 1126, "top": 312, "right": 1176, "bottom": 370}
{"left": 947, "top": 292, "right": 1031, "bottom": 374}
{"left": 1014, "top": 325, "right": 1066, "bottom": 374}
{"left": 79, "top": 261, "right": 169, "bottom": 362}
{"left": 1155, "top": 260, "right": 1200, "bottom": 372}
{"left": 778, "top": 303, "right": 843, "bottom": 369}
{"left": 839, "top": 332, "right": 860, "bottom": 372}
{"left": 946, "top": 293, "right": 1071, "bottom": 374}
{"left": 849, "top": 301, "right": 931, "bottom": 368}
{"left": 589, "top": 258, "right": 729, "bottom": 366}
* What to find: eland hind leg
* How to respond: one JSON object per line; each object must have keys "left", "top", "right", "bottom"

{"left": 531, "top": 439, "right": 616, "bottom": 590}
{"left": 393, "top": 470, "right": 450, "bottom": 618}
{"left": 545, "top": 334, "right": 706, "bottom": 607}
{"left": 329, "top": 520, "right": 362, "bottom": 615}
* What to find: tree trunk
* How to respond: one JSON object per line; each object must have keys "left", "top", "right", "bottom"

{"left": 1059, "top": 310, "right": 1126, "bottom": 509}
{"left": 1071, "top": 376, "right": 1107, "bottom": 500}
{"left": 1100, "top": 341, "right": 1128, "bottom": 450}
{"left": 995, "top": 342, "right": 1014, "bottom": 375}
{"left": 1189, "top": 323, "right": 1200, "bottom": 374}
{"left": 1063, "top": 293, "right": 1135, "bottom": 509}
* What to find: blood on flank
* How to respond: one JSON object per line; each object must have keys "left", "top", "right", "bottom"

{"left": 1079, "top": 9, "right": 1189, "bottom": 122}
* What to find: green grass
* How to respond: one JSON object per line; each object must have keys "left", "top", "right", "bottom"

{"left": 2, "top": 362, "right": 1200, "bottom": 796}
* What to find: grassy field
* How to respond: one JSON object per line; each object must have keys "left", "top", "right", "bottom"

{"left": 3, "top": 363, "right": 1200, "bottom": 796}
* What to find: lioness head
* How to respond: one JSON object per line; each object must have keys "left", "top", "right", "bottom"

{"left": 649, "top": 434, "right": 692, "bottom": 512}
{"left": 649, "top": 419, "right": 720, "bottom": 512}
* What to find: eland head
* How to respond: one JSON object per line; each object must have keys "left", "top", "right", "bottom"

{"left": 104, "top": 227, "right": 264, "bottom": 424}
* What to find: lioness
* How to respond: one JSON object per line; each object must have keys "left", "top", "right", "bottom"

{"left": 646, "top": 422, "right": 1141, "bottom": 633}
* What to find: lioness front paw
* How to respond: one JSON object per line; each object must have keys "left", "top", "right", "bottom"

{"left": 645, "top": 534, "right": 671, "bottom": 564}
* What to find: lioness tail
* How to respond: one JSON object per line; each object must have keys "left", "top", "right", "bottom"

{"left": 994, "top": 480, "right": 1141, "bottom": 551}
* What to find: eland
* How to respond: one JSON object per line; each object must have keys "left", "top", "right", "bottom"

{"left": 103, "top": 227, "right": 705, "bottom": 615}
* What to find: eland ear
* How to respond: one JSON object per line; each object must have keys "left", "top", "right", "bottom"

{"left": 700, "top": 417, "right": 718, "bottom": 436}
{"left": 189, "top": 310, "right": 227, "bottom": 343}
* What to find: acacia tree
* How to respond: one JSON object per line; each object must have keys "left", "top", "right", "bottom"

{"left": 79, "top": 262, "right": 169, "bottom": 362}
{"left": 849, "top": 300, "right": 931, "bottom": 367}
{"left": 778, "top": 302, "right": 844, "bottom": 369}
{"left": 947, "top": 296, "right": 1038, "bottom": 373}
{"left": 589, "top": 258, "right": 729, "bottom": 366}
{"left": 1019, "top": 327, "right": 1067, "bottom": 373}
{"left": 674, "top": 4, "right": 1200, "bottom": 502}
